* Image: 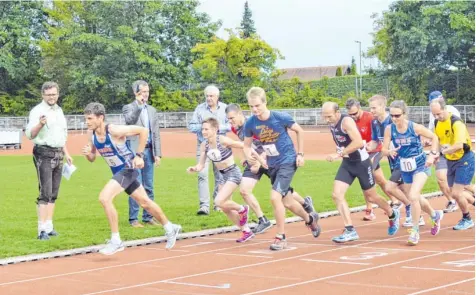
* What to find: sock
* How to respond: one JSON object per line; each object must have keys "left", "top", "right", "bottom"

{"left": 164, "top": 222, "right": 173, "bottom": 232}
{"left": 111, "top": 232, "right": 121, "bottom": 244}
{"left": 258, "top": 216, "right": 265, "bottom": 223}
{"left": 430, "top": 211, "right": 437, "bottom": 219}
{"left": 45, "top": 220, "right": 53, "bottom": 233}
{"left": 262, "top": 215, "right": 269, "bottom": 222}
{"left": 276, "top": 233, "right": 286, "bottom": 240}
{"left": 388, "top": 211, "right": 396, "bottom": 220}
{"left": 412, "top": 225, "right": 419, "bottom": 232}
{"left": 345, "top": 225, "right": 354, "bottom": 231}
{"left": 38, "top": 221, "right": 45, "bottom": 235}
{"left": 463, "top": 212, "right": 471, "bottom": 220}
{"left": 238, "top": 205, "right": 245, "bottom": 213}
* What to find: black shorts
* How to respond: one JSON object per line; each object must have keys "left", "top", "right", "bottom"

{"left": 242, "top": 164, "right": 270, "bottom": 180}
{"left": 112, "top": 169, "right": 141, "bottom": 195}
{"left": 268, "top": 163, "right": 297, "bottom": 197}
{"left": 369, "top": 152, "right": 382, "bottom": 171}
{"left": 335, "top": 158, "right": 375, "bottom": 191}
{"left": 389, "top": 166, "right": 403, "bottom": 185}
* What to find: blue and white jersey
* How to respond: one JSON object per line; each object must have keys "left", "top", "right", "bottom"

{"left": 93, "top": 125, "right": 135, "bottom": 175}
{"left": 391, "top": 121, "right": 425, "bottom": 170}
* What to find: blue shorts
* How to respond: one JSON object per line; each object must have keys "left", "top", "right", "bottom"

{"left": 268, "top": 163, "right": 297, "bottom": 197}
{"left": 447, "top": 151, "right": 475, "bottom": 187}
{"left": 401, "top": 165, "right": 431, "bottom": 184}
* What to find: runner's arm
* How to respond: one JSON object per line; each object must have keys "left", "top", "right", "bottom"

{"left": 414, "top": 123, "right": 439, "bottom": 155}
{"left": 341, "top": 117, "right": 364, "bottom": 156}
{"left": 108, "top": 124, "right": 148, "bottom": 155}
{"left": 381, "top": 126, "right": 392, "bottom": 157}
{"left": 83, "top": 130, "right": 97, "bottom": 162}
{"left": 289, "top": 123, "right": 304, "bottom": 155}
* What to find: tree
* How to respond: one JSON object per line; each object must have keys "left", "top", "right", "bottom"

{"left": 40, "top": 1, "right": 219, "bottom": 113}
{"left": 192, "top": 29, "right": 282, "bottom": 103}
{"left": 350, "top": 57, "right": 357, "bottom": 75}
{"left": 0, "top": 2, "right": 46, "bottom": 115}
{"left": 336, "top": 67, "right": 343, "bottom": 76}
{"left": 240, "top": 1, "right": 256, "bottom": 38}
{"left": 368, "top": 1, "right": 475, "bottom": 103}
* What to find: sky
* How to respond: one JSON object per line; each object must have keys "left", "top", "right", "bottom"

{"left": 198, "top": 0, "right": 394, "bottom": 72}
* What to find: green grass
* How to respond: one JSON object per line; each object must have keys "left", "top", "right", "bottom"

{"left": 0, "top": 156, "right": 440, "bottom": 259}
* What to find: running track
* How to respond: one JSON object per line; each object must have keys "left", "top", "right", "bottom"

{"left": 0, "top": 197, "right": 474, "bottom": 295}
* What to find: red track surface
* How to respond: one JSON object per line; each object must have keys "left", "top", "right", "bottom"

{"left": 0, "top": 197, "right": 474, "bottom": 295}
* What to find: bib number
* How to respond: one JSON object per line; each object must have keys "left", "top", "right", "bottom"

{"left": 104, "top": 155, "right": 124, "bottom": 167}
{"left": 207, "top": 148, "right": 222, "bottom": 162}
{"left": 263, "top": 144, "right": 279, "bottom": 156}
{"left": 400, "top": 157, "right": 417, "bottom": 172}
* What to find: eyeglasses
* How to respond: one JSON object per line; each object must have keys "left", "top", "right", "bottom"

{"left": 43, "top": 93, "right": 58, "bottom": 97}
{"left": 390, "top": 114, "right": 404, "bottom": 118}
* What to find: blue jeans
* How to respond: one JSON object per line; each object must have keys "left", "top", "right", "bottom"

{"left": 128, "top": 147, "right": 155, "bottom": 223}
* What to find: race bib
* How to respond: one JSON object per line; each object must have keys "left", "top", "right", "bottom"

{"left": 104, "top": 155, "right": 124, "bottom": 167}
{"left": 263, "top": 144, "right": 279, "bottom": 156}
{"left": 400, "top": 157, "right": 417, "bottom": 172}
{"left": 207, "top": 148, "right": 222, "bottom": 161}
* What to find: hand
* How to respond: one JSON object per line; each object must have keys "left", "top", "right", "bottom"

{"left": 187, "top": 166, "right": 198, "bottom": 173}
{"left": 326, "top": 153, "right": 340, "bottom": 162}
{"left": 133, "top": 156, "right": 144, "bottom": 169}
{"left": 154, "top": 156, "right": 161, "bottom": 167}
{"left": 65, "top": 155, "right": 73, "bottom": 166}
{"left": 296, "top": 154, "right": 305, "bottom": 167}
{"left": 250, "top": 163, "right": 261, "bottom": 174}
{"left": 440, "top": 144, "right": 450, "bottom": 155}
{"left": 388, "top": 145, "right": 401, "bottom": 159}
{"left": 39, "top": 115, "right": 47, "bottom": 126}
{"left": 241, "top": 159, "right": 248, "bottom": 167}
{"left": 425, "top": 155, "right": 436, "bottom": 167}
{"left": 82, "top": 144, "right": 92, "bottom": 156}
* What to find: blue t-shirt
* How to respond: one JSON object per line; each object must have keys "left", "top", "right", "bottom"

{"left": 371, "top": 115, "right": 398, "bottom": 169}
{"left": 244, "top": 111, "right": 296, "bottom": 167}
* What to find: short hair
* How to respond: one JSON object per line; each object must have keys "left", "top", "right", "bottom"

{"left": 132, "top": 80, "right": 148, "bottom": 94}
{"left": 204, "top": 85, "right": 220, "bottom": 97}
{"left": 84, "top": 102, "right": 106, "bottom": 117}
{"left": 247, "top": 87, "right": 267, "bottom": 103}
{"left": 202, "top": 117, "right": 219, "bottom": 130}
{"left": 368, "top": 95, "right": 387, "bottom": 106}
{"left": 389, "top": 100, "right": 407, "bottom": 114}
{"left": 41, "top": 81, "right": 59, "bottom": 94}
{"left": 345, "top": 98, "right": 360, "bottom": 109}
{"left": 225, "top": 103, "right": 242, "bottom": 114}
{"left": 430, "top": 97, "right": 446, "bottom": 110}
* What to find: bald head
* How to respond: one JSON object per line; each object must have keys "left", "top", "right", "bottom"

{"left": 430, "top": 98, "right": 449, "bottom": 122}
{"left": 322, "top": 102, "right": 339, "bottom": 113}
{"left": 322, "top": 101, "right": 341, "bottom": 125}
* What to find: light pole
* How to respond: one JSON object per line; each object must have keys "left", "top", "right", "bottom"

{"left": 355, "top": 40, "right": 362, "bottom": 98}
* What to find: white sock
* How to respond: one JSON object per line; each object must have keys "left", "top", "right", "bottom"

{"left": 238, "top": 205, "right": 245, "bottom": 213}
{"left": 38, "top": 222, "right": 46, "bottom": 235}
{"left": 45, "top": 220, "right": 53, "bottom": 233}
{"left": 164, "top": 222, "right": 173, "bottom": 232}
{"left": 111, "top": 233, "right": 121, "bottom": 244}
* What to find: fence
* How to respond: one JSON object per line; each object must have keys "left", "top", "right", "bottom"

{"left": 0, "top": 105, "right": 474, "bottom": 131}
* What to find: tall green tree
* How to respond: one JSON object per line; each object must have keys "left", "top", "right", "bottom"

{"left": 368, "top": 1, "right": 475, "bottom": 103}
{"left": 192, "top": 29, "right": 282, "bottom": 103}
{"left": 240, "top": 1, "right": 256, "bottom": 38}
{"left": 350, "top": 57, "right": 357, "bottom": 75}
{"left": 0, "top": 2, "right": 46, "bottom": 115}
{"left": 41, "top": 0, "right": 219, "bottom": 113}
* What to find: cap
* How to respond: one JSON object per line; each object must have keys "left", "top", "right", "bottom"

{"left": 428, "top": 91, "right": 443, "bottom": 102}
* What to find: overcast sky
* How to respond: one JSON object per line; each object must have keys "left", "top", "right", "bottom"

{"left": 198, "top": 0, "right": 394, "bottom": 72}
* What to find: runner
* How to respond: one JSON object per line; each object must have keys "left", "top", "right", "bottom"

{"left": 225, "top": 103, "right": 315, "bottom": 234}
{"left": 82, "top": 102, "right": 181, "bottom": 255}
{"left": 322, "top": 101, "right": 400, "bottom": 243}
{"left": 243, "top": 87, "right": 321, "bottom": 251}
{"left": 367, "top": 95, "right": 423, "bottom": 228}
{"left": 187, "top": 117, "right": 256, "bottom": 242}
{"left": 382, "top": 100, "right": 443, "bottom": 245}
{"left": 430, "top": 98, "right": 475, "bottom": 230}
{"left": 345, "top": 98, "right": 404, "bottom": 221}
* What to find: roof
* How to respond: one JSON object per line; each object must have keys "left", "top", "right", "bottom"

{"left": 278, "top": 65, "right": 350, "bottom": 81}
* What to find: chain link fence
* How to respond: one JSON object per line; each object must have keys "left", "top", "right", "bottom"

{"left": 1, "top": 105, "right": 474, "bottom": 131}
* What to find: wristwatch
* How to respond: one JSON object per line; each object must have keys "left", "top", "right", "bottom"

{"left": 297, "top": 152, "right": 304, "bottom": 157}
{"left": 135, "top": 152, "right": 144, "bottom": 158}
{"left": 430, "top": 150, "right": 438, "bottom": 156}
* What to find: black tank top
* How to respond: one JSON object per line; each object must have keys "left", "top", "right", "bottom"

{"left": 330, "top": 114, "right": 369, "bottom": 162}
